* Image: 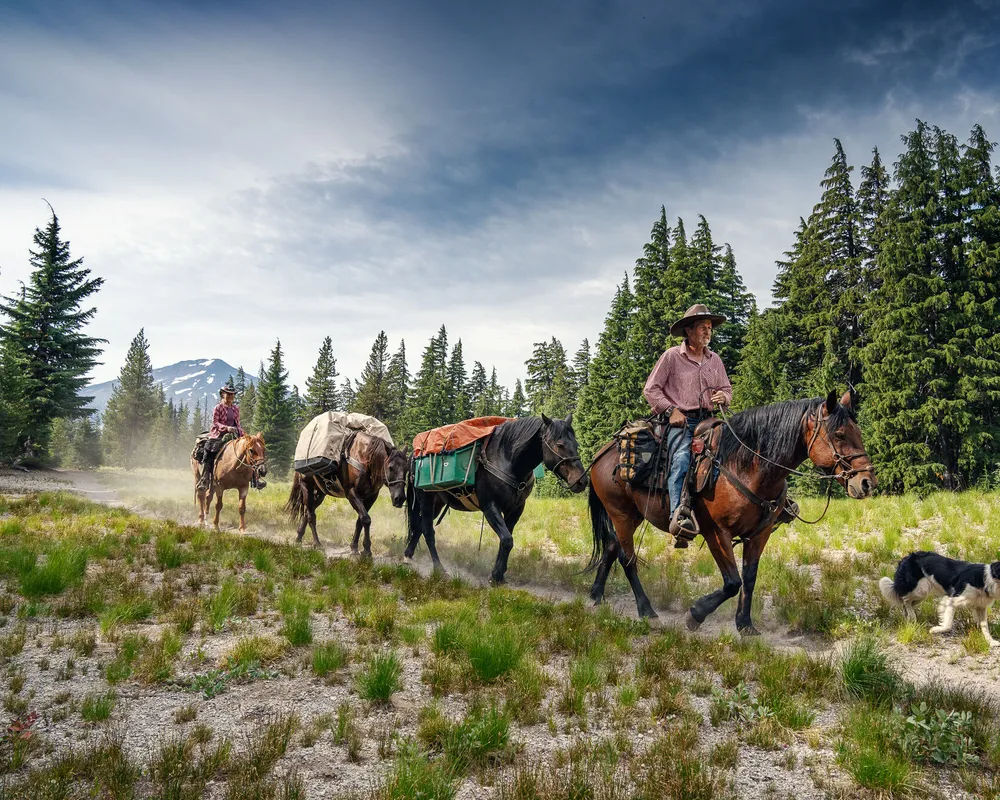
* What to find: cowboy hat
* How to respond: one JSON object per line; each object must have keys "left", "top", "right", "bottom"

{"left": 670, "top": 304, "right": 727, "bottom": 338}
{"left": 219, "top": 382, "right": 237, "bottom": 396}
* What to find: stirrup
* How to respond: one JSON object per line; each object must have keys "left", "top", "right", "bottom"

{"left": 669, "top": 506, "right": 699, "bottom": 548}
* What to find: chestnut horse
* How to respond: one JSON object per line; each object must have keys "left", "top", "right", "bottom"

{"left": 191, "top": 434, "right": 267, "bottom": 532}
{"left": 587, "top": 391, "right": 875, "bottom": 634}
{"left": 285, "top": 432, "right": 409, "bottom": 555}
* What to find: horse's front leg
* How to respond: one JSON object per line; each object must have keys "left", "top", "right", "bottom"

{"left": 735, "top": 526, "right": 773, "bottom": 636}
{"left": 238, "top": 487, "right": 248, "bottom": 532}
{"left": 346, "top": 488, "right": 371, "bottom": 558}
{"left": 361, "top": 496, "right": 376, "bottom": 558}
{"left": 482, "top": 499, "right": 515, "bottom": 585}
{"left": 213, "top": 489, "right": 224, "bottom": 532}
{"left": 687, "top": 523, "right": 741, "bottom": 631}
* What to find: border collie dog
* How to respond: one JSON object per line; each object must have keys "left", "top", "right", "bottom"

{"left": 879, "top": 551, "right": 1000, "bottom": 646}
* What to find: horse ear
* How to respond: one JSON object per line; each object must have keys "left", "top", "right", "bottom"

{"left": 541, "top": 413, "right": 552, "bottom": 426}
{"left": 565, "top": 412, "right": 573, "bottom": 428}
{"left": 824, "top": 391, "right": 837, "bottom": 414}
{"left": 840, "top": 390, "right": 852, "bottom": 409}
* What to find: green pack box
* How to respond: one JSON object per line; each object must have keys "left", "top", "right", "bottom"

{"left": 413, "top": 442, "right": 481, "bottom": 491}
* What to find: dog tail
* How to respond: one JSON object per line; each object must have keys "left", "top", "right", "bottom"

{"left": 878, "top": 576, "right": 901, "bottom": 606}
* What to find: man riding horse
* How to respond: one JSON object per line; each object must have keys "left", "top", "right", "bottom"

{"left": 198, "top": 382, "right": 266, "bottom": 491}
{"left": 643, "top": 303, "right": 731, "bottom": 547}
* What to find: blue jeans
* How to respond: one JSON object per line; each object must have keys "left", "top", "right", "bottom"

{"left": 667, "top": 418, "right": 697, "bottom": 512}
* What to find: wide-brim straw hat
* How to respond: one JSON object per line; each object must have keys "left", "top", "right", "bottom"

{"left": 219, "top": 383, "right": 237, "bottom": 397}
{"left": 669, "top": 304, "right": 727, "bottom": 338}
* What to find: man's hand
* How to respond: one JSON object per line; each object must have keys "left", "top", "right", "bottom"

{"left": 710, "top": 391, "right": 728, "bottom": 406}
{"left": 668, "top": 407, "right": 686, "bottom": 427}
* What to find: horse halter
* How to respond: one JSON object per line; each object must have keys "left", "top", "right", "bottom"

{"left": 805, "top": 406, "right": 870, "bottom": 483}
{"left": 235, "top": 436, "right": 266, "bottom": 472}
{"left": 542, "top": 432, "right": 587, "bottom": 489}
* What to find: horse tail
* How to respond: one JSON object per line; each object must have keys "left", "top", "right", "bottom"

{"left": 586, "top": 484, "right": 615, "bottom": 573}
{"left": 284, "top": 472, "right": 307, "bottom": 524}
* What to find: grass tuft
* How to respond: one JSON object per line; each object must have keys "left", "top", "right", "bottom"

{"left": 357, "top": 649, "right": 403, "bottom": 704}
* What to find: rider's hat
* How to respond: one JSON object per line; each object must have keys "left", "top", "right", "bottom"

{"left": 219, "top": 382, "right": 237, "bottom": 397}
{"left": 670, "top": 304, "right": 727, "bottom": 338}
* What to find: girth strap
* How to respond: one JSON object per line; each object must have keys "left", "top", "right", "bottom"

{"left": 716, "top": 463, "right": 787, "bottom": 542}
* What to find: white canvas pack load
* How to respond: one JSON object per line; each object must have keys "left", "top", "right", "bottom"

{"left": 293, "top": 412, "right": 394, "bottom": 476}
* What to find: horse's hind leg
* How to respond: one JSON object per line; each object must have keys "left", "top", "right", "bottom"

{"left": 346, "top": 488, "right": 372, "bottom": 558}
{"left": 735, "top": 527, "right": 773, "bottom": 636}
{"left": 421, "top": 496, "right": 447, "bottom": 574}
{"left": 614, "top": 518, "right": 657, "bottom": 619}
{"left": 361, "top": 497, "right": 376, "bottom": 558}
{"left": 687, "top": 524, "right": 741, "bottom": 631}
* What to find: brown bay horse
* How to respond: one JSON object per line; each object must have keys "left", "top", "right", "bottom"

{"left": 587, "top": 392, "right": 875, "bottom": 634}
{"left": 285, "top": 432, "right": 408, "bottom": 555}
{"left": 191, "top": 434, "right": 267, "bottom": 532}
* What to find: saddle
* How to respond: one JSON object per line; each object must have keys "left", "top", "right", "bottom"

{"left": 690, "top": 418, "right": 723, "bottom": 494}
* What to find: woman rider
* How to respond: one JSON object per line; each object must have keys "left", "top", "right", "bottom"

{"left": 198, "top": 382, "right": 265, "bottom": 490}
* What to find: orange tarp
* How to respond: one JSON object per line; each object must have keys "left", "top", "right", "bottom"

{"left": 412, "top": 416, "right": 513, "bottom": 457}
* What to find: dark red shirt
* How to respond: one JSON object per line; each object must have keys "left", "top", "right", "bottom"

{"left": 209, "top": 403, "right": 244, "bottom": 438}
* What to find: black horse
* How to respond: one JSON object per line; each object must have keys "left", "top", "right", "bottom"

{"left": 404, "top": 414, "right": 588, "bottom": 584}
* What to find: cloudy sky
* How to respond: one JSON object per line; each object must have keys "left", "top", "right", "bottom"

{"left": 1, "top": 0, "right": 998, "bottom": 389}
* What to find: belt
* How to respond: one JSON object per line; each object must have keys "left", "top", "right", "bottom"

{"left": 681, "top": 409, "right": 706, "bottom": 418}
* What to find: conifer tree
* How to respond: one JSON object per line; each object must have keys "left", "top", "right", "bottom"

{"left": 0, "top": 207, "right": 104, "bottom": 454}
{"left": 354, "top": 331, "right": 392, "bottom": 421}
{"left": 406, "top": 326, "right": 451, "bottom": 432}
{"left": 191, "top": 402, "right": 204, "bottom": 437}
{"left": 339, "top": 378, "right": 356, "bottom": 412}
{"left": 861, "top": 121, "right": 957, "bottom": 490}
{"left": 241, "top": 382, "right": 257, "bottom": 432}
{"left": 254, "top": 340, "right": 295, "bottom": 477}
{"left": 570, "top": 339, "right": 590, "bottom": 404}
{"left": 447, "top": 340, "right": 469, "bottom": 420}
{"left": 304, "top": 337, "right": 339, "bottom": 418}
{"left": 74, "top": 414, "right": 102, "bottom": 469}
{"left": 467, "top": 362, "right": 488, "bottom": 413}
{"left": 507, "top": 379, "right": 527, "bottom": 418}
{"left": 730, "top": 310, "right": 790, "bottom": 410}
{"left": 103, "top": 329, "right": 158, "bottom": 469}
{"left": 234, "top": 367, "right": 248, "bottom": 401}
{"left": 385, "top": 340, "right": 410, "bottom": 439}
{"left": 712, "top": 244, "right": 756, "bottom": 371}
{"left": 0, "top": 338, "right": 29, "bottom": 461}
{"left": 576, "top": 275, "right": 635, "bottom": 460}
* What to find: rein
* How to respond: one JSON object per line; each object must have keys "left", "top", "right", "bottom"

{"left": 233, "top": 437, "right": 266, "bottom": 474}
{"left": 480, "top": 427, "right": 586, "bottom": 494}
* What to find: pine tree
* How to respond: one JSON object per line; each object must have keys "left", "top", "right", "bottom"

{"left": 339, "top": 378, "right": 356, "bottom": 412}
{"left": 102, "top": 329, "right": 158, "bottom": 469}
{"left": 0, "top": 337, "right": 29, "bottom": 461}
{"left": 0, "top": 207, "right": 105, "bottom": 455}
{"left": 354, "top": 331, "right": 392, "bottom": 421}
{"left": 576, "top": 275, "right": 635, "bottom": 460}
{"left": 304, "top": 336, "right": 339, "bottom": 419}
{"left": 254, "top": 340, "right": 295, "bottom": 478}
{"left": 954, "top": 125, "right": 1000, "bottom": 483}
{"left": 290, "top": 385, "right": 308, "bottom": 430}
{"left": 507, "top": 379, "right": 527, "bottom": 418}
{"left": 191, "top": 402, "right": 204, "bottom": 438}
{"left": 624, "top": 208, "right": 672, "bottom": 412}
{"left": 712, "top": 244, "right": 756, "bottom": 371}
{"left": 861, "top": 121, "right": 957, "bottom": 490}
{"left": 234, "top": 367, "right": 248, "bottom": 401}
{"left": 447, "top": 340, "right": 469, "bottom": 420}
{"left": 241, "top": 382, "right": 257, "bottom": 433}
{"left": 385, "top": 340, "right": 410, "bottom": 439}
{"left": 525, "top": 338, "right": 567, "bottom": 413}
{"left": 74, "top": 414, "right": 102, "bottom": 469}
{"left": 570, "top": 339, "right": 590, "bottom": 404}
{"left": 467, "top": 362, "right": 488, "bottom": 414}
{"left": 406, "top": 326, "right": 451, "bottom": 432}
{"left": 731, "top": 310, "right": 791, "bottom": 410}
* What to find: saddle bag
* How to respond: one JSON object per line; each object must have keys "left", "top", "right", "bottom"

{"left": 617, "top": 423, "right": 669, "bottom": 490}
{"left": 413, "top": 441, "right": 481, "bottom": 491}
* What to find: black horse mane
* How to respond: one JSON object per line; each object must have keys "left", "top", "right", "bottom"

{"left": 715, "top": 397, "right": 855, "bottom": 480}
{"left": 489, "top": 416, "right": 544, "bottom": 463}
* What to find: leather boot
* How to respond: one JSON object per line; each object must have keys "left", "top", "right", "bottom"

{"left": 199, "top": 449, "right": 216, "bottom": 491}
{"left": 669, "top": 471, "right": 699, "bottom": 548}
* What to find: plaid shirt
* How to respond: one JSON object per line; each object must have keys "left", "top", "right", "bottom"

{"left": 209, "top": 403, "right": 244, "bottom": 439}
{"left": 643, "top": 342, "right": 732, "bottom": 414}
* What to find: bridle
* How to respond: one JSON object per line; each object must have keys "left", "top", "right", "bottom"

{"left": 542, "top": 431, "right": 588, "bottom": 490}
{"left": 234, "top": 436, "right": 267, "bottom": 477}
{"left": 803, "top": 405, "right": 872, "bottom": 484}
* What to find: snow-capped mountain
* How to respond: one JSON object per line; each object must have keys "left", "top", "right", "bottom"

{"left": 84, "top": 359, "right": 257, "bottom": 416}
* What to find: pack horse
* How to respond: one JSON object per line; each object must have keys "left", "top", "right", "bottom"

{"left": 405, "top": 414, "right": 588, "bottom": 584}
{"left": 285, "top": 412, "right": 409, "bottom": 555}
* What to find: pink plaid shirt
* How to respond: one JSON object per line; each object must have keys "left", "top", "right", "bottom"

{"left": 209, "top": 403, "right": 244, "bottom": 439}
{"left": 643, "top": 342, "right": 732, "bottom": 414}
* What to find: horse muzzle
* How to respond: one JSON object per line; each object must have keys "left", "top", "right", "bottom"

{"left": 846, "top": 470, "right": 876, "bottom": 499}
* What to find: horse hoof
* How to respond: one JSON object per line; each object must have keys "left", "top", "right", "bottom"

{"left": 640, "top": 608, "right": 659, "bottom": 620}
{"left": 685, "top": 612, "right": 702, "bottom": 632}
{"left": 739, "top": 625, "right": 761, "bottom": 637}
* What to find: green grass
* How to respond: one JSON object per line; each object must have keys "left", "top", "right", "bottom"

{"left": 311, "top": 641, "right": 349, "bottom": 678}
{"left": 841, "top": 635, "right": 902, "bottom": 707}
{"left": 278, "top": 588, "right": 313, "bottom": 646}
{"left": 205, "top": 577, "right": 240, "bottom": 631}
{"left": 357, "top": 650, "right": 403, "bottom": 703}
{"left": 81, "top": 691, "right": 116, "bottom": 722}
{"left": 224, "top": 635, "right": 286, "bottom": 669}
{"left": 465, "top": 627, "right": 524, "bottom": 683}
{"left": 18, "top": 545, "right": 88, "bottom": 597}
